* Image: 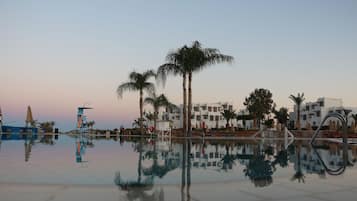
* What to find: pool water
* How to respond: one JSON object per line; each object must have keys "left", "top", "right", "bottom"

{"left": 0, "top": 134, "right": 357, "bottom": 201}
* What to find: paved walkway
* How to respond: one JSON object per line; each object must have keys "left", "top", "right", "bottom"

{"left": 1, "top": 172, "right": 357, "bottom": 201}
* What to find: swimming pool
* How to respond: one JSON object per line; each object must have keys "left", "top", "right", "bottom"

{"left": 0, "top": 134, "right": 357, "bottom": 201}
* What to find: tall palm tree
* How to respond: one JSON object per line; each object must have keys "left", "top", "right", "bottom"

{"left": 185, "top": 41, "right": 234, "bottom": 134}
{"left": 144, "top": 92, "right": 177, "bottom": 132}
{"left": 157, "top": 46, "right": 190, "bottom": 135}
{"left": 221, "top": 109, "right": 236, "bottom": 129}
{"left": 289, "top": 93, "right": 305, "bottom": 130}
{"left": 117, "top": 70, "right": 156, "bottom": 134}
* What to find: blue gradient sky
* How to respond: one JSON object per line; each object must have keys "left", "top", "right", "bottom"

{"left": 1, "top": 0, "right": 357, "bottom": 130}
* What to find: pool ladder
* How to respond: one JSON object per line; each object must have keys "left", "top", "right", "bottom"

{"left": 310, "top": 112, "right": 348, "bottom": 145}
{"left": 310, "top": 112, "right": 350, "bottom": 175}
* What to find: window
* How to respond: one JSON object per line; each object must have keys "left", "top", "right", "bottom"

{"left": 316, "top": 111, "right": 321, "bottom": 117}
{"left": 197, "top": 115, "right": 201, "bottom": 121}
{"left": 194, "top": 107, "right": 199, "bottom": 112}
{"left": 209, "top": 153, "right": 214, "bottom": 158}
{"left": 215, "top": 116, "right": 219, "bottom": 121}
{"left": 306, "top": 106, "right": 310, "bottom": 111}
{"left": 208, "top": 107, "right": 212, "bottom": 112}
{"left": 196, "top": 152, "right": 200, "bottom": 158}
{"left": 229, "top": 105, "right": 233, "bottom": 111}
{"left": 202, "top": 106, "right": 207, "bottom": 110}
{"left": 213, "top": 107, "right": 217, "bottom": 112}
{"left": 319, "top": 101, "right": 324, "bottom": 107}
{"left": 223, "top": 104, "right": 227, "bottom": 109}
{"left": 176, "top": 115, "right": 180, "bottom": 119}
{"left": 215, "top": 152, "right": 219, "bottom": 158}
{"left": 302, "top": 115, "right": 307, "bottom": 120}
{"left": 312, "top": 105, "right": 315, "bottom": 110}
{"left": 191, "top": 115, "right": 195, "bottom": 119}
{"left": 203, "top": 115, "right": 208, "bottom": 120}
{"left": 210, "top": 115, "right": 214, "bottom": 121}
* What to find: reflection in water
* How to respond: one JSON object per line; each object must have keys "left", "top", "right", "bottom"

{"left": 114, "top": 138, "right": 357, "bottom": 196}
{"left": 244, "top": 146, "right": 274, "bottom": 187}
{"left": 1, "top": 133, "right": 58, "bottom": 162}
{"left": 75, "top": 135, "right": 94, "bottom": 164}
{"left": 291, "top": 143, "right": 305, "bottom": 183}
{"left": 114, "top": 139, "right": 158, "bottom": 201}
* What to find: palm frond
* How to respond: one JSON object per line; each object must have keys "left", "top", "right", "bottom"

{"left": 117, "top": 82, "right": 137, "bottom": 98}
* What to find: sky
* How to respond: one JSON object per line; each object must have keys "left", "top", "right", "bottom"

{"left": 1, "top": 0, "right": 357, "bottom": 131}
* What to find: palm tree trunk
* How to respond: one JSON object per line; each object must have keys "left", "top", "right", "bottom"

{"left": 182, "top": 74, "right": 187, "bottom": 136}
{"left": 297, "top": 105, "right": 301, "bottom": 130}
{"left": 138, "top": 140, "right": 143, "bottom": 183}
{"left": 154, "top": 108, "right": 158, "bottom": 132}
{"left": 186, "top": 139, "right": 191, "bottom": 201}
{"left": 188, "top": 72, "right": 192, "bottom": 136}
{"left": 140, "top": 89, "right": 144, "bottom": 134}
{"left": 181, "top": 141, "right": 186, "bottom": 200}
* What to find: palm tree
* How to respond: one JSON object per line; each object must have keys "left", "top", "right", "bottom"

{"left": 221, "top": 109, "right": 236, "bottom": 129}
{"left": 117, "top": 70, "right": 156, "bottom": 134}
{"left": 273, "top": 107, "right": 289, "bottom": 131}
{"left": 185, "top": 41, "right": 234, "bottom": 134}
{"left": 158, "top": 41, "right": 234, "bottom": 136}
{"left": 157, "top": 46, "right": 190, "bottom": 135}
{"left": 144, "top": 93, "right": 177, "bottom": 132}
{"left": 289, "top": 93, "right": 305, "bottom": 130}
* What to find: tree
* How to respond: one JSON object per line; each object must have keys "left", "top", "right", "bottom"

{"left": 273, "top": 107, "right": 289, "bottom": 131}
{"left": 221, "top": 109, "right": 236, "bottom": 128}
{"left": 158, "top": 41, "right": 234, "bottom": 136}
{"left": 39, "top": 121, "right": 55, "bottom": 133}
{"left": 117, "top": 70, "right": 156, "bottom": 134}
{"left": 185, "top": 41, "right": 234, "bottom": 135}
{"left": 157, "top": 46, "right": 190, "bottom": 135}
{"left": 244, "top": 88, "right": 274, "bottom": 129}
{"left": 289, "top": 93, "right": 305, "bottom": 130}
{"left": 144, "top": 93, "right": 177, "bottom": 131}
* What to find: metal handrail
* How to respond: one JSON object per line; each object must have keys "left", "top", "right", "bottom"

{"left": 310, "top": 112, "right": 348, "bottom": 145}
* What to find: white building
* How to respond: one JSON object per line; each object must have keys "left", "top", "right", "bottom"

{"left": 289, "top": 97, "right": 357, "bottom": 129}
{"left": 161, "top": 102, "right": 237, "bottom": 129}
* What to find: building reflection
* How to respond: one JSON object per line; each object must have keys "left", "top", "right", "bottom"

{"left": 114, "top": 137, "right": 357, "bottom": 201}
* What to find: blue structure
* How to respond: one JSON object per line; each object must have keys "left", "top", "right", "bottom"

{"left": 1, "top": 126, "right": 38, "bottom": 140}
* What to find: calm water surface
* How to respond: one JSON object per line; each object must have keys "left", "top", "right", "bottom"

{"left": 1, "top": 134, "right": 357, "bottom": 200}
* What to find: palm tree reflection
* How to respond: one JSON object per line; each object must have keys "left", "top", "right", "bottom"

{"left": 114, "top": 139, "right": 167, "bottom": 201}
{"left": 221, "top": 145, "right": 236, "bottom": 171}
{"left": 291, "top": 143, "right": 305, "bottom": 183}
